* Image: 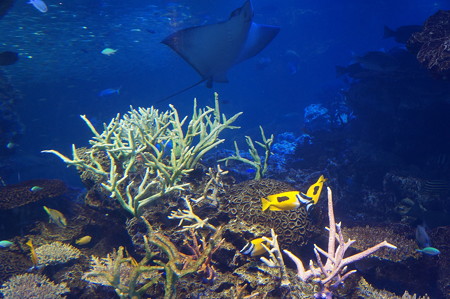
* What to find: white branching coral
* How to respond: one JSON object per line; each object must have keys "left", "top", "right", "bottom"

{"left": 259, "top": 229, "right": 290, "bottom": 287}
{"left": 168, "top": 197, "right": 216, "bottom": 232}
{"left": 193, "top": 164, "right": 228, "bottom": 203}
{"left": 283, "top": 187, "right": 397, "bottom": 298}
{"left": 35, "top": 241, "right": 81, "bottom": 267}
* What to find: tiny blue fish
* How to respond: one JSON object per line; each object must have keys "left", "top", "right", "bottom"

{"left": 416, "top": 247, "right": 440, "bottom": 256}
{"left": 99, "top": 87, "right": 121, "bottom": 97}
{"left": 30, "top": 186, "right": 43, "bottom": 192}
{"left": 0, "top": 240, "right": 13, "bottom": 248}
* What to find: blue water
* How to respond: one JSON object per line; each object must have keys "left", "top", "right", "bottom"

{"left": 1, "top": 0, "right": 449, "bottom": 184}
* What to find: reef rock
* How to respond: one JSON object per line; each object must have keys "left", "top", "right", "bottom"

{"left": 407, "top": 10, "right": 450, "bottom": 79}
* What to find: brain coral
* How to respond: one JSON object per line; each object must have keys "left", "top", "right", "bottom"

{"left": 0, "top": 179, "right": 67, "bottom": 209}
{"left": 342, "top": 225, "right": 419, "bottom": 262}
{"left": 220, "top": 179, "right": 314, "bottom": 248}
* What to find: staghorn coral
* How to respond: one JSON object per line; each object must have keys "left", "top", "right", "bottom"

{"left": 0, "top": 273, "right": 69, "bottom": 299}
{"left": 83, "top": 246, "right": 160, "bottom": 298}
{"left": 141, "top": 217, "right": 224, "bottom": 298}
{"left": 283, "top": 187, "right": 397, "bottom": 299}
{"left": 221, "top": 178, "right": 315, "bottom": 249}
{"left": 168, "top": 196, "right": 217, "bottom": 232}
{"left": 219, "top": 126, "right": 273, "bottom": 180}
{"left": 0, "top": 179, "right": 67, "bottom": 209}
{"left": 35, "top": 241, "right": 81, "bottom": 267}
{"left": 44, "top": 93, "right": 242, "bottom": 216}
{"left": 192, "top": 164, "right": 228, "bottom": 203}
{"left": 85, "top": 218, "right": 224, "bottom": 298}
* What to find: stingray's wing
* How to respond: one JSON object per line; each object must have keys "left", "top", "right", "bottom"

{"left": 235, "top": 23, "right": 280, "bottom": 64}
{"left": 162, "top": 1, "right": 253, "bottom": 83}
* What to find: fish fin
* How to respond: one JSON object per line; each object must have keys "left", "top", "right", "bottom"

{"left": 297, "top": 193, "right": 312, "bottom": 204}
{"left": 261, "top": 197, "right": 271, "bottom": 211}
{"left": 240, "top": 242, "right": 254, "bottom": 255}
{"left": 43, "top": 206, "right": 49, "bottom": 214}
{"left": 268, "top": 206, "right": 283, "bottom": 211}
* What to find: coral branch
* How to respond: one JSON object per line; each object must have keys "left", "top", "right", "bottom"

{"left": 218, "top": 126, "right": 273, "bottom": 180}
{"left": 284, "top": 187, "right": 397, "bottom": 298}
{"left": 43, "top": 93, "right": 241, "bottom": 216}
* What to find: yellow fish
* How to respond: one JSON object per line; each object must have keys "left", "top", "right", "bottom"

{"left": 240, "top": 237, "right": 271, "bottom": 256}
{"left": 261, "top": 191, "right": 310, "bottom": 211}
{"left": 75, "top": 236, "right": 92, "bottom": 245}
{"left": 43, "top": 206, "right": 67, "bottom": 228}
{"left": 26, "top": 239, "right": 38, "bottom": 267}
{"left": 303, "top": 175, "right": 327, "bottom": 204}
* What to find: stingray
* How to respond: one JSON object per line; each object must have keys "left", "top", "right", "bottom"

{"left": 159, "top": 0, "right": 280, "bottom": 102}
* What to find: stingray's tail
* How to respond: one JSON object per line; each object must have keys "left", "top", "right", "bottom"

{"left": 155, "top": 79, "right": 206, "bottom": 104}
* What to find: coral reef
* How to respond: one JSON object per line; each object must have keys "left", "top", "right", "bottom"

{"left": 0, "top": 251, "right": 32, "bottom": 283}
{"left": 35, "top": 241, "right": 81, "bottom": 267}
{"left": 0, "top": 273, "right": 69, "bottom": 299}
{"left": 356, "top": 277, "right": 430, "bottom": 299}
{"left": 219, "top": 126, "right": 273, "bottom": 180}
{"left": 342, "top": 225, "right": 419, "bottom": 262}
{"left": 0, "top": 179, "right": 67, "bottom": 209}
{"left": 83, "top": 246, "right": 160, "bottom": 298}
{"left": 407, "top": 10, "right": 450, "bottom": 79}
{"left": 44, "top": 94, "right": 242, "bottom": 216}
{"left": 84, "top": 217, "right": 224, "bottom": 298}
{"left": 283, "top": 187, "right": 397, "bottom": 298}
{"left": 220, "top": 178, "right": 316, "bottom": 249}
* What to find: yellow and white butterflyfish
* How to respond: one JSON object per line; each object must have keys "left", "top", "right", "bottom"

{"left": 261, "top": 191, "right": 313, "bottom": 212}
{"left": 303, "top": 175, "right": 327, "bottom": 205}
{"left": 240, "top": 237, "right": 272, "bottom": 256}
